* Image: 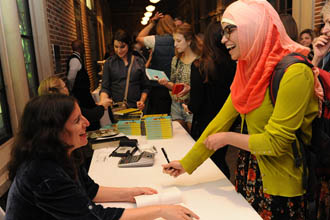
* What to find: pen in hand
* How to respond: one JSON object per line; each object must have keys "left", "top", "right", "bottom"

{"left": 161, "top": 147, "right": 173, "bottom": 170}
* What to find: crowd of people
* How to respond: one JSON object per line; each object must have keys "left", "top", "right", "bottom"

{"left": 4, "top": 0, "right": 330, "bottom": 219}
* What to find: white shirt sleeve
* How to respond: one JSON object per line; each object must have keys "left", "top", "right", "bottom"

{"left": 67, "top": 58, "right": 82, "bottom": 90}
{"left": 143, "top": 36, "right": 156, "bottom": 51}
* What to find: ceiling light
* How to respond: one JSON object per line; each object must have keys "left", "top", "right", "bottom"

{"left": 141, "top": 20, "right": 148, "bottom": 25}
{"left": 144, "top": 12, "right": 153, "bottom": 17}
{"left": 150, "top": 0, "right": 160, "bottom": 3}
{"left": 146, "top": 5, "right": 155, "bottom": 12}
{"left": 142, "top": 17, "right": 150, "bottom": 22}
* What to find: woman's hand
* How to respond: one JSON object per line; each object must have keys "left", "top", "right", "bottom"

{"left": 136, "top": 101, "right": 145, "bottom": 110}
{"left": 158, "top": 78, "right": 169, "bottom": 86}
{"left": 160, "top": 205, "right": 200, "bottom": 220}
{"left": 128, "top": 187, "right": 158, "bottom": 203}
{"left": 313, "top": 35, "right": 330, "bottom": 59}
{"left": 203, "top": 132, "right": 229, "bottom": 151}
{"left": 98, "top": 97, "right": 113, "bottom": 110}
{"left": 182, "top": 104, "right": 192, "bottom": 115}
{"left": 162, "top": 160, "right": 186, "bottom": 177}
{"left": 177, "top": 84, "right": 190, "bottom": 97}
{"left": 150, "top": 12, "right": 163, "bottom": 24}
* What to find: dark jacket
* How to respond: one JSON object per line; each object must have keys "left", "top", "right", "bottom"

{"left": 67, "top": 53, "right": 104, "bottom": 131}
{"left": 146, "top": 35, "right": 174, "bottom": 114}
{"left": 67, "top": 53, "right": 95, "bottom": 109}
{"left": 189, "top": 61, "right": 236, "bottom": 140}
{"left": 101, "top": 51, "right": 150, "bottom": 108}
{"left": 5, "top": 159, "right": 124, "bottom": 220}
{"left": 150, "top": 34, "right": 175, "bottom": 79}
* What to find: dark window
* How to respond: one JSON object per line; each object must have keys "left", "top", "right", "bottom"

{"left": 0, "top": 60, "right": 12, "bottom": 144}
{"left": 16, "top": 0, "right": 39, "bottom": 97}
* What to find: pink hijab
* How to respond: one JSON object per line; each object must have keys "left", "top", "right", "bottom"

{"left": 222, "top": 0, "right": 310, "bottom": 114}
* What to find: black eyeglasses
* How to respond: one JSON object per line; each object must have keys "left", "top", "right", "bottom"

{"left": 221, "top": 25, "right": 237, "bottom": 39}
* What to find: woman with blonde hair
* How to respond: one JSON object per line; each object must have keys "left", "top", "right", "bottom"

{"left": 38, "top": 76, "right": 112, "bottom": 131}
{"left": 159, "top": 23, "right": 202, "bottom": 132}
{"left": 163, "top": 0, "right": 319, "bottom": 219}
{"left": 136, "top": 12, "right": 176, "bottom": 115}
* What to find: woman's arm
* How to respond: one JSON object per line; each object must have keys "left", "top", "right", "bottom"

{"left": 136, "top": 12, "right": 163, "bottom": 47}
{"left": 137, "top": 92, "right": 148, "bottom": 110}
{"left": 93, "top": 186, "right": 157, "bottom": 203}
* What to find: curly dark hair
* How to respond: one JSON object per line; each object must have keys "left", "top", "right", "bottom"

{"left": 8, "top": 94, "right": 80, "bottom": 181}
{"left": 198, "top": 21, "right": 233, "bottom": 83}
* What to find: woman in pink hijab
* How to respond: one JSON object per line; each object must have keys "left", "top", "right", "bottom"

{"left": 163, "top": 0, "right": 319, "bottom": 219}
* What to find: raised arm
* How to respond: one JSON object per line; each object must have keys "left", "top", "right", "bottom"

{"left": 136, "top": 12, "right": 163, "bottom": 47}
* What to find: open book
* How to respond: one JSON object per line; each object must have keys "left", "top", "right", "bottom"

{"left": 134, "top": 187, "right": 182, "bottom": 207}
{"left": 146, "top": 68, "right": 169, "bottom": 81}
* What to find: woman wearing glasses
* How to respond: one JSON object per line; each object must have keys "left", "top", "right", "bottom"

{"left": 186, "top": 21, "right": 236, "bottom": 178}
{"left": 163, "top": 0, "right": 319, "bottom": 219}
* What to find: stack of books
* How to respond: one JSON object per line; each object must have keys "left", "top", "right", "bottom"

{"left": 113, "top": 108, "right": 142, "bottom": 121}
{"left": 117, "top": 120, "right": 141, "bottom": 136}
{"left": 144, "top": 115, "right": 173, "bottom": 139}
{"left": 140, "top": 114, "right": 168, "bottom": 135}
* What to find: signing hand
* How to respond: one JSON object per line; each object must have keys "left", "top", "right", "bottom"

{"left": 203, "top": 132, "right": 228, "bottom": 151}
{"left": 162, "top": 160, "right": 186, "bottom": 178}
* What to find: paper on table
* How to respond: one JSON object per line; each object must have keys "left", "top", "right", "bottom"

{"left": 135, "top": 187, "right": 182, "bottom": 207}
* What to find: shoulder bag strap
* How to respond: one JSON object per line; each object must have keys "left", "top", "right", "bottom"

{"left": 123, "top": 55, "right": 135, "bottom": 104}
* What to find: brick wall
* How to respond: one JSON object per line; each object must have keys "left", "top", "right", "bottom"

{"left": 314, "top": 0, "right": 326, "bottom": 29}
{"left": 81, "top": 1, "right": 98, "bottom": 90}
{"left": 46, "top": 0, "right": 98, "bottom": 91}
{"left": 46, "top": 0, "right": 76, "bottom": 78}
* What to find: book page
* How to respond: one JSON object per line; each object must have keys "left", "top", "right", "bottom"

{"left": 135, "top": 187, "right": 182, "bottom": 207}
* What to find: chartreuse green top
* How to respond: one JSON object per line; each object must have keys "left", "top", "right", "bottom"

{"left": 180, "top": 63, "right": 319, "bottom": 197}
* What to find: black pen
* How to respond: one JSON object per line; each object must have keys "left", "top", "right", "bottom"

{"left": 161, "top": 147, "right": 170, "bottom": 163}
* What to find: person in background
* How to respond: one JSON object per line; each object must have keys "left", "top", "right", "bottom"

{"left": 299, "top": 28, "right": 315, "bottom": 60}
{"left": 38, "top": 76, "right": 112, "bottom": 169}
{"left": 280, "top": 13, "right": 298, "bottom": 42}
{"left": 312, "top": 1, "right": 330, "bottom": 219}
{"left": 67, "top": 40, "right": 95, "bottom": 110}
{"left": 163, "top": 0, "right": 319, "bottom": 219}
{"left": 159, "top": 23, "right": 202, "bottom": 133}
{"left": 100, "top": 29, "right": 150, "bottom": 111}
{"left": 174, "top": 16, "right": 183, "bottom": 27}
{"left": 5, "top": 94, "right": 199, "bottom": 220}
{"left": 38, "top": 76, "right": 112, "bottom": 129}
{"left": 186, "top": 21, "right": 236, "bottom": 178}
{"left": 136, "top": 12, "right": 175, "bottom": 114}
{"left": 66, "top": 42, "right": 114, "bottom": 131}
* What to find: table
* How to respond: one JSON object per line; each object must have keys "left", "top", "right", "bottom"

{"left": 88, "top": 122, "right": 262, "bottom": 220}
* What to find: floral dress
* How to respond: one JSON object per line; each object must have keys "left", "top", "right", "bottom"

{"left": 236, "top": 150, "right": 305, "bottom": 220}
